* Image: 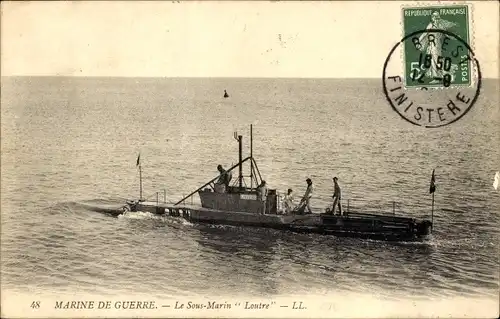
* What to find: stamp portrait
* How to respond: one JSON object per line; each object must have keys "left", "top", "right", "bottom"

{"left": 402, "top": 4, "right": 472, "bottom": 88}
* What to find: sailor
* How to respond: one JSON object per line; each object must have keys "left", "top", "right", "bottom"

{"left": 224, "top": 90, "right": 229, "bottom": 98}
{"left": 256, "top": 180, "right": 268, "bottom": 214}
{"left": 331, "top": 177, "right": 342, "bottom": 215}
{"left": 283, "top": 188, "right": 295, "bottom": 214}
{"left": 299, "top": 178, "right": 313, "bottom": 214}
{"left": 216, "top": 165, "right": 232, "bottom": 192}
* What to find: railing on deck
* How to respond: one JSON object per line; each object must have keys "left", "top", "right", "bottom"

{"left": 334, "top": 198, "right": 405, "bottom": 216}
{"left": 141, "top": 190, "right": 167, "bottom": 204}
{"left": 273, "top": 191, "right": 410, "bottom": 216}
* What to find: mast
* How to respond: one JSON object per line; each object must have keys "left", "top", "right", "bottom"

{"left": 137, "top": 153, "right": 143, "bottom": 201}
{"left": 139, "top": 164, "right": 144, "bottom": 201}
{"left": 431, "top": 191, "right": 434, "bottom": 231}
{"left": 250, "top": 124, "right": 253, "bottom": 189}
{"left": 430, "top": 168, "right": 436, "bottom": 233}
{"left": 238, "top": 134, "right": 243, "bottom": 189}
{"left": 233, "top": 131, "right": 243, "bottom": 189}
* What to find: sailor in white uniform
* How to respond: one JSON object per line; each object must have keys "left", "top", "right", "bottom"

{"left": 283, "top": 188, "right": 295, "bottom": 214}
{"left": 256, "top": 180, "right": 268, "bottom": 214}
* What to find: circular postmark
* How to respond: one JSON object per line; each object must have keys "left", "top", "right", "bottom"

{"left": 383, "top": 29, "right": 482, "bottom": 128}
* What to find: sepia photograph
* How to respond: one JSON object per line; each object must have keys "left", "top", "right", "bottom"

{"left": 1, "top": 1, "right": 499, "bottom": 318}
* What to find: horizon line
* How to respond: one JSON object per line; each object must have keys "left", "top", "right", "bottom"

{"left": 1, "top": 75, "right": 499, "bottom": 80}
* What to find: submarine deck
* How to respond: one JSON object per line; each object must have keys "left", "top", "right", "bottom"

{"left": 115, "top": 201, "right": 431, "bottom": 242}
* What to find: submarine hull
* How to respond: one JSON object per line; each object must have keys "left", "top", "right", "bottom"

{"left": 118, "top": 201, "right": 432, "bottom": 242}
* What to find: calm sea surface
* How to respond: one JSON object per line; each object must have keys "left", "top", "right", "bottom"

{"left": 1, "top": 77, "right": 499, "bottom": 308}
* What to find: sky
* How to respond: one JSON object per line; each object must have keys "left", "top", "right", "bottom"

{"left": 1, "top": 1, "right": 498, "bottom": 78}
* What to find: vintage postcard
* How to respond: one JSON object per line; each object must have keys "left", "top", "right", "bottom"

{"left": 1, "top": 1, "right": 499, "bottom": 318}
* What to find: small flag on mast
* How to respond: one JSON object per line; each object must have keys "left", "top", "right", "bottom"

{"left": 136, "top": 153, "right": 140, "bottom": 167}
{"left": 429, "top": 169, "right": 436, "bottom": 194}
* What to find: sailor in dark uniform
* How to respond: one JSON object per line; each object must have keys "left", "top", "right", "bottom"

{"left": 216, "top": 164, "right": 232, "bottom": 192}
{"left": 331, "top": 177, "right": 342, "bottom": 215}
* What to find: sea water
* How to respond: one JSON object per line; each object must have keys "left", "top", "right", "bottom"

{"left": 1, "top": 77, "right": 499, "bottom": 313}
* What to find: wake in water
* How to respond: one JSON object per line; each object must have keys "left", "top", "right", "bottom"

{"left": 118, "top": 211, "right": 160, "bottom": 220}
{"left": 71, "top": 198, "right": 195, "bottom": 226}
{"left": 118, "top": 210, "right": 191, "bottom": 224}
{"left": 66, "top": 198, "right": 129, "bottom": 216}
{"left": 117, "top": 210, "right": 195, "bottom": 228}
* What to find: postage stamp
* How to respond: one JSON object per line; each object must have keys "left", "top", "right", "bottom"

{"left": 402, "top": 4, "right": 472, "bottom": 88}
{"left": 383, "top": 3, "right": 481, "bottom": 128}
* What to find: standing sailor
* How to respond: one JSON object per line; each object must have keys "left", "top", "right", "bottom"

{"left": 299, "top": 178, "right": 314, "bottom": 214}
{"left": 216, "top": 164, "right": 232, "bottom": 192}
{"left": 256, "top": 180, "right": 268, "bottom": 214}
{"left": 283, "top": 188, "right": 295, "bottom": 214}
{"left": 331, "top": 177, "right": 342, "bottom": 215}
